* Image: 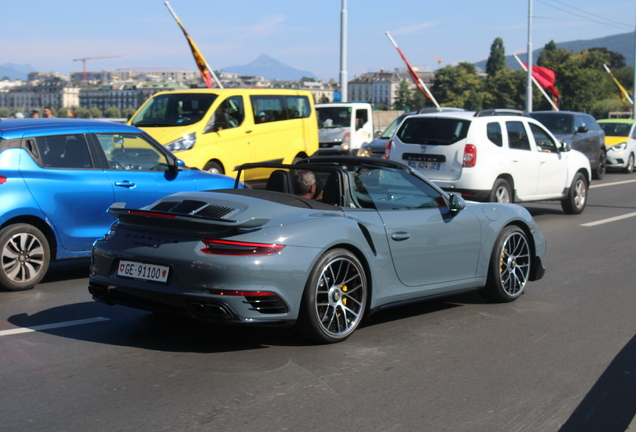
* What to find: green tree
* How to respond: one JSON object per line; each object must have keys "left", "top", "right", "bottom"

{"left": 75, "top": 107, "right": 90, "bottom": 118}
{"left": 431, "top": 63, "right": 484, "bottom": 110}
{"left": 537, "top": 40, "right": 570, "bottom": 70}
{"left": 589, "top": 47, "right": 626, "bottom": 69}
{"left": 557, "top": 49, "right": 613, "bottom": 112}
{"left": 301, "top": 76, "right": 316, "bottom": 82}
{"left": 484, "top": 68, "right": 525, "bottom": 109}
{"left": 486, "top": 37, "right": 506, "bottom": 77}
{"left": 57, "top": 107, "right": 70, "bottom": 118}
{"left": 0, "top": 108, "right": 10, "bottom": 117}
{"left": 1, "top": 76, "right": 10, "bottom": 81}
{"left": 105, "top": 107, "right": 122, "bottom": 118}
{"left": 89, "top": 107, "right": 102, "bottom": 118}
{"left": 392, "top": 80, "right": 413, "bottom": 110}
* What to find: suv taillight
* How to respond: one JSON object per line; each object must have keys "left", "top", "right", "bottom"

{"left": 463, "top": 144, "right": 477, "bottom": 168}
{"left": 383, "top": 140, "right": 393, "bottom": 159}
{"left": 0, "top": 175, "right": 6, "bottom": 184}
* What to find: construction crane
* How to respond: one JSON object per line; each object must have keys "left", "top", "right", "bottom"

{"left": 432, "top": 57, "right": 443, "bottom": 68}
{"left": 116, "top": 67, "right": 183, "bottom": 79}
{"left": 73, "top": 55, "right": 121, "bottom": 83}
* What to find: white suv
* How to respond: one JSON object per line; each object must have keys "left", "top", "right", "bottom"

{"left": 384, "top": 109, "right": 592, "bottom": 214}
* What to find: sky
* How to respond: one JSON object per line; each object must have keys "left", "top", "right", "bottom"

{"left": 3, "top": 0, "right": 636, "bottom": 81}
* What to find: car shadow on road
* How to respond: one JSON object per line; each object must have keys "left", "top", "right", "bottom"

{"left": 7, "top": 300, "right": 305, "bottom": 351}
{"left": 363, "top": 290, "right": 486, "bottom": 328}
{"left": 40, "top": 258, "right": 91, "bottom": 284}
{"left": 6, "top": 291, "right": 489, "bottom": 351}
{"left": 558, "top": 333, "right": 636, "bottom": 432}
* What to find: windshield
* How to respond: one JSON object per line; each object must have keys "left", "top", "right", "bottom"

{"left": 530, "top": 113, "right": 574, "bottom": 134}
{"left": 317, "top": 107, "right": 352, "bottom": 128}
{"left": 396, "top": 117, "right": 470, "bottom": 145}
{"left": 599, "top": 122, "right": 632, "bottom": 137}
{"left": 380, "top": 114, "right": 408, "bottom": 139}
{"left": 131, "top": 93, "right": 218, "bottom": 127}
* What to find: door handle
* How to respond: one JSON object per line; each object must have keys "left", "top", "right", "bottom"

{"left": 391, "top": 232, "right": 411, "bottom": 241}
{"left": 245, "top": 130, "right": 252, "bottom": 134}
{"left": 115, "top": 181, "right": 136, "bottom": 189}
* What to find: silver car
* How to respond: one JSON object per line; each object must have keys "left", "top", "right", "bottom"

{"left": 89, "top": 156, "right": 546, "bottom": 343}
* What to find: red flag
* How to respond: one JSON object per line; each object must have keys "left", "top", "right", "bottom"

{"left": 523, "top": 63, "right": 560, "bottom": 99}
{"left": 395, "top": 47, "right": 431, "bottom": 101}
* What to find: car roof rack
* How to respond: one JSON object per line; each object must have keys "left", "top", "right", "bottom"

{"left": 474, "top": 109, "right": 528, "bottom": 117}
{"left": 416, "top": 107, "right": 466, "bottom": 114}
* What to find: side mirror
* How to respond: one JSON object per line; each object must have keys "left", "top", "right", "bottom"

{"left": 560, "top": 141, "right": 571, "bottom": 152}
{"left": 449, "top": 194, "right": 466, "bottom": 213}
{"left": 375, "top": 130, "right": 382, "bottom": 138}
{"left": 576, "top": 126, "right": 588, "bottom": 133}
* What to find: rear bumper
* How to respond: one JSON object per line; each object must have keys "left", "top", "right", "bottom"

{"left": 88, "top": 278, "right": 296, "bottom": 326}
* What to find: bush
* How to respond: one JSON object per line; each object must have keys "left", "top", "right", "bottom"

{"left": 105, "top": 107, "right": 122, "bottom": 118}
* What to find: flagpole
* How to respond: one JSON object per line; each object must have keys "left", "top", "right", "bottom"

{"left": 514, "top": 54, "right": 559, "bottom": 111}
{"left": 385, "top": 31, "right": 440, "bottom": 108}
{"left": 164, "top": 2, "right": 223, "bottom": 89}
{"left": 526, "top": 0, "right": 533, "bottom": 112}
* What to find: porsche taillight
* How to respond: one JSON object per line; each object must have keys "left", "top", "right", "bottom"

{"left": 463, "top": 144, "right": 477, "bottom": 168}
{"left": 0, "top": 175, "right": 6, "bottom": 184}
{"left": 200, "top": 239, "right": 284, "bottom": 256}
{"left": 383, "top": 140, "right": 393, "bottom": 159}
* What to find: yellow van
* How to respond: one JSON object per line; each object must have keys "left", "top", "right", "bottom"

{"left": 129, "top": 89, "right": 319, "bottom": 174}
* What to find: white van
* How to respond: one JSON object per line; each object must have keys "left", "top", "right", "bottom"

{"left": 315, "top": 102, "right": 374, "bottom": 155}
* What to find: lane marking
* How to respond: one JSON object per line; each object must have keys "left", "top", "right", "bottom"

{"left": 0, "top": 317, "right": 110, "bottom": 337}
{"left": 590, "top": 178, "right": 636, "bottom": 189}
{"left": 581, "top": 212, "right": 636, "bottom": 227}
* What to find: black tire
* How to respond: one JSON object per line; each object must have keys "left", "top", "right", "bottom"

{"left": 561, "top": 172, "right": 587, "bottom": 214}
{"left": 489, "top": 179, "right": 512, "bottom": 203}
{"left": 296, "top": 249, "right": 368, "bottom": 343}
{"left": 592, "top": 150, "right": 606, "bottom": 180}
{"left": 203, "top": 160, "right": 224, "bottom": 175}
{"left": 624, "top": 153, "right": 635, "bottom": 174}
{"left": 479, "top": 226, "right": 530, "bottom": 303}
{"left": 0, "top": 224, "right": 50, "bottom": 291}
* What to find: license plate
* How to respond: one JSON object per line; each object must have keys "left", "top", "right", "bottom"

{"left": 117, "top": 260, "right": 169, "bottom": 282}
{"left": 408, "top": 160, "right": 441, "bottom": 170}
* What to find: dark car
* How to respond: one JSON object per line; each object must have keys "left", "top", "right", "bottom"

{"left": 530, "top": 111, "right": 606, "bottom": 179}
{"left": 0, "top": 119, "right": 237, "bottom": 291}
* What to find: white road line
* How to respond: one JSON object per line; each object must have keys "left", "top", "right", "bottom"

{"left": 0, "top": 317, "right": 110, "bottom": 337}
{"left": 590, "top": 178, "right": 636, "bottom": 189}
{"left": 581, "top": 212, "right": 636, "bottom": 227}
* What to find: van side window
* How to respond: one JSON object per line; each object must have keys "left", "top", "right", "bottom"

{"left": 285, "top": 96, "right": 311, "bottom": 119}
{"left": 486, "top": 122, "right": 503, "bottom": 147}
{"left": 506, "top": 121, "right": 531, "bottom": 151}
{"left": 211, "top": 96, "right": 244, "bottom": 131}
{"left": 251, "top": 95, "right": 287, "bottom": 123}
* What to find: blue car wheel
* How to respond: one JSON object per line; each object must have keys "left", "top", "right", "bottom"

{"left": 0, "top": 224, "right": 51, "bottom": 291}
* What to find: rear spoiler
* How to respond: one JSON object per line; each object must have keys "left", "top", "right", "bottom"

{"left": 108, "top": 203, "right": 270, "bottom": 229}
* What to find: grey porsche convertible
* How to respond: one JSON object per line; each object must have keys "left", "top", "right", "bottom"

{"left": 89, "top": 156, "right": 546, "bottom": 343}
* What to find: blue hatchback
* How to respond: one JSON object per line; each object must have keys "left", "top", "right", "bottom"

{"left": 0, "top": 118, "right": 237, "bottom": 291}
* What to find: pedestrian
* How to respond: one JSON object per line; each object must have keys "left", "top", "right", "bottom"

{"left": 29, "top": 110, "right": 40, "bottom": 118}
{"left": 43, "top": 107, "right": 55, "bottom": 118}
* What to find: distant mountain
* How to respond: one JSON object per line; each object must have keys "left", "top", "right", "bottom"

{"left": 474, "top": 31, "right": 635, "bottom": 71}
{"left": 222, "top": 54, "right": 317, "bottom": 80}
{"left": 0, "top": 63, "right": 35, "bottom": 80}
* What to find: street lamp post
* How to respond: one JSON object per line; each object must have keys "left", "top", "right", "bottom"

{"left": 340, "top": 0, "right": 348, "bottom": 102}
